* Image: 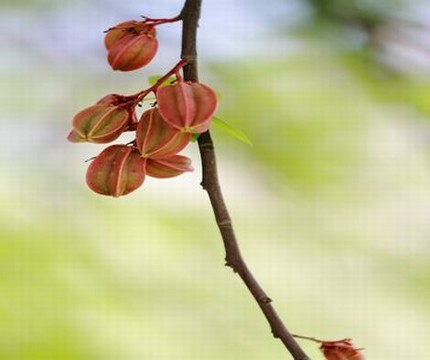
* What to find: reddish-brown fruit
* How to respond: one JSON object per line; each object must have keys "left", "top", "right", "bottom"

{"left": 96, "top": 93, "right": 123, "bottom": 105}
{"left": 67, "top": 104, "right": 128, "bottom": 143}
{"left": 320, "top": 339, "right": 365, "bottom": 360}
{"left": 156, "top": 81, "right": 218, "bottom": 134}
{"left": 146, "top": 155, "right": 193, "bottom": 178}
{"left": 86, "top": 145, "right": 146, "bottom": 197}
{"left": 97, "top": 93, "right": 138, "bottom": 129}
{"left": 107, "top": 30, "right": 158, "bottom": 71}
{"left": 135, "top": 108, "right": 191, "bottom": 159}
{"left": 104, "top": 21, "right": 156, "bottom": 50}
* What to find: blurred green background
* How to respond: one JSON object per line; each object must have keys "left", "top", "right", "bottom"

{"left": 2, "top": 0, "right": 430, "bottom": 358}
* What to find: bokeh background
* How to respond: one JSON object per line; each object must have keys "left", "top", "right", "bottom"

{"left": 2, "top": 0, "right": 430, "bottom": 358}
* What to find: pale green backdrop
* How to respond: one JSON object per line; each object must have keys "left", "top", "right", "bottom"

{"left": 1, "top": 0, "right": 429, "bottom": 359}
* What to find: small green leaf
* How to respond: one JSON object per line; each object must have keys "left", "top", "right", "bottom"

{"left": 191, "top": 134, "right": 200, "bottom": 142}
{"left": 148, "top": 75, "right": 176, "bottom": 87}
{"left": 212, "top": 116, "right": 252, "bottom": 146}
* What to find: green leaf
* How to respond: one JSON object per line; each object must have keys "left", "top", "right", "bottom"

{"left": 212, "top": 116, "right": 252, "bottom": 146}
{"left": 191, "top": 134, "right": 200, "bottom": 142}
{"left": 148, "top": 75, "right": 176, "bottom": 87}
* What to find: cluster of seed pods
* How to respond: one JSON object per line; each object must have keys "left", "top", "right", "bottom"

{"left": 68, "top": 18, "right": 218, "bottom": 197}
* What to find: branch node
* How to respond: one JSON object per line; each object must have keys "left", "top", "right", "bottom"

{"left": 218, "top": 219, "right": 232, "bottom": 229}
{"left": 224, "top": 261, "right": 237, "bottom": 272}
{"left": 199, "top": 142, "right": 213, "bottom": 150}
{"left": 181, "top": 55, "right": 197, "bottom": 63}
{"left": 259, "top": 296, "right": 273, "bottom": 304}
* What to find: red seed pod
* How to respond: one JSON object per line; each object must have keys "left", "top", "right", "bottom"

{"left": 136, "top": 108, "right": 191, "bottom": 159}
{"left": 107, "top": 31, "right": 158, "bottom": 71}
{"left": 86, "top": 145, "right": 146, "bottom": 197}
{"left": 97, "top": 93, "right": 138, "bottom": 129}
{"left": 96, "top": 93, "right": 123, "bottom": 105}
{"left": 104, "top": 21, "right": 156, "bottom": 50}
{"left": 156, "top": 81, "right": 218, "bottom": 134}
{"left": 67, "top": 104, "right": 129, "bottom": 143}
{"left": 146, "top": 155, "right": 193, "bottom": 179}
{"left": 320, "top": 339, "right": 365, "bottom": 360}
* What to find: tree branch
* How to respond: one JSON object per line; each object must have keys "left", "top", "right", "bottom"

{"left": 180, "top": 1, "right": 310, "bottom": 359}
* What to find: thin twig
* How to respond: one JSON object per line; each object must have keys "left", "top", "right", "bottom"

{"left": 292, "top": 334, "right": 324, "bottom": 344}
{"left": 179, "top": 1, "right": 310, "bottom": 359}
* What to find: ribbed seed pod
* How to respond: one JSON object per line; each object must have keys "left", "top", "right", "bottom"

{"left": 156, "top": 81, "right": 218, "bottom": 134}
{"left": 136, "top": 108, "right": 191, "bottom": 159}
{"left": 67, "top": 104, "right": 128, "bottom": 143}
{"left": 97, "top": 93, "right": 138, "bottom": 129}
{"left": 86, "top": 145, "right": 146, "bottom": 197}
{"left": 104, "top": 21, "right": 155, "bottom": 49}
{"left": 106, "top": 24, "right": 158, "bottom": 71}
{"left": 146, "top": 155, "right": 193, "bottom": 178}
{"left": 320, "top": 339, "right": 365, "bottom": 360}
